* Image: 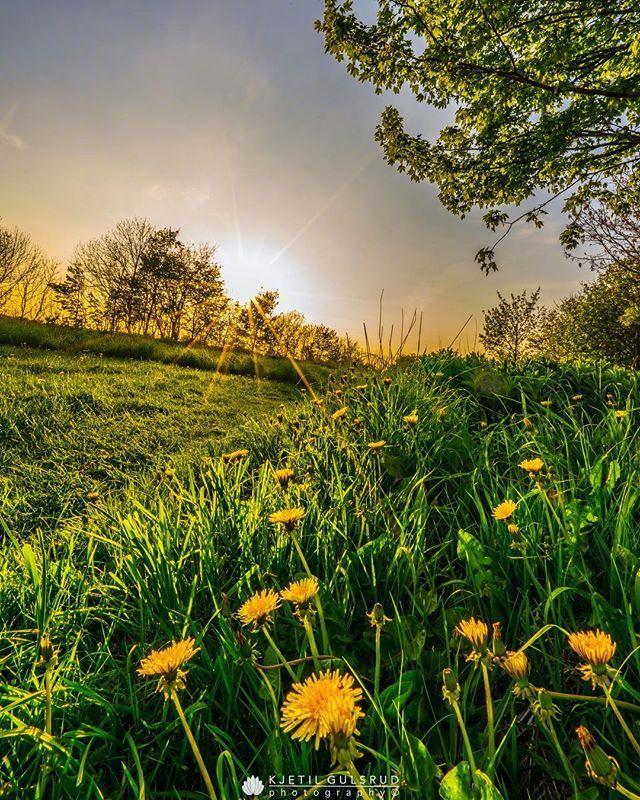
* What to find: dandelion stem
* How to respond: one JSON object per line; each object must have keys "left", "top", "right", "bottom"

{"left": 44, "top": 667, "right": 52, "bottom": 736}
{"left": 451, "top": 699, "right": 477, "bottom": 774}
{"left": 303, "top": 617, "right": 321, "bottom": 672}
{"left": 263, "top": 628, "right": 297, "bottom": 681}
{"left": 346, "top": 761, "right": 375, "bottom": 800}
{"left": 481, "top": 663, "right": 495, "bottom": 761}
{"left": 374, "top": 626, "right": 381, "bottom": 698}
{"left": 172, "top": 692, "right": 218, "bottom": 800}
{"left": 288, "top": 529, "right": 313, "bottom": 578}
{"left": 604, "top": 686, "right": 640, "bottom": 759}
{"left": 546, "top": 690, "right": 640, "bottom": 714}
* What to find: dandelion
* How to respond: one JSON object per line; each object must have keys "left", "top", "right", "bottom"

{"left": 523, "top": 417, "right": 534, "bottom": 429}
{"left": 269, "top": 507, "right": 305, "bottom": 530}
{"left": 332, "top": 406, "right": 348, "bottom": 420}
{"left": 221, "top": 448, "right": 249, "bottom": 463}
{"left": 353, "top": 417, "right": 362, "bottom": 427}
{"left": 567, "top": 629, "right": 616, "bottom": 687}
{"left": 237, "top": 590, "right": 281, "bottom": 631}
{"left": 274, "top": 468, "right": 294, "bottom": 489}
{"left": 87, "top": 490, "right": 100, "bottom": 502}
{"left": 493, "top": 499, "right": 517, "bottom": 521}
{"left": 576, "top": 726, "right": 619, "bottom": 788}
{"left": 614, "top": 409, "right": 628, "bottom": 419}
{"left": 281, "top": 577, "right": 319, "bottom": 611}
{"left": 502, "top": 651, "right": 534, "bottom": 699}
{"left": 382, "top": 376, "right": 392, "bottom": 385}
{"left": 367, "top": 440, "right": 386, "bottom": 451}
{"left": 138, "top": 638, "right": 216, "bottom": 800}
{"left": 491, "top": 622, "right": 506, "bottom": 658}
{"left": 138, "top": 638, "right": 199, "bottom": 698}
{"left": 280, "top": 670, "right": 363, "bottom": 751}
{"left": 403, "top": 411, "right": 418, "bottom": 425}
{"left": 334, "top": 389, "right": 343, "bottom": 397}
{"left": 355, "top": 384, "right": 368, "bottom": 391}
{"left": 540, "top": 400, "right": 553, "bottom": 408}
{"left": 572, "top": 394, "right": 584, "bottom": 402}
{"left": 437, "top": 406, "right": 446, "bottom": 420}
{"left": 519, "top": 458, "right": 544, "bottom": 473}
{"left": 367, "top": 603, "right": 391, "bottom": 629}
{"left": 455, "top": 617, "right": 489, "bottom": 662}
{"left": 507, "top": 522, "right": 520, "bottom": 535}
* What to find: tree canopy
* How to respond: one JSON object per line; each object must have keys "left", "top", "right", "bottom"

{"left": 317, "top": 1, "right": 640, "bottom": 270}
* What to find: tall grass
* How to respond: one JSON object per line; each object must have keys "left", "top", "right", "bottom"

{"left": 1, "top": 353, "right": 639, "bottom": 798}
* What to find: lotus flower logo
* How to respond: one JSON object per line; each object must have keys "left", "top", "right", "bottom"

{"left": 241, "top": 775, "right": 264, "bottom": 797}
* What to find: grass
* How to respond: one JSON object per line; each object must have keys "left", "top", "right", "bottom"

{"left": 0, "top": 315, "right": 333, "bottom": 385}
{"left": 0, "top": 345, "right": 298, "bottom": 534}
{"left": 1, "top": 352, "right": 640, "bottom": 798}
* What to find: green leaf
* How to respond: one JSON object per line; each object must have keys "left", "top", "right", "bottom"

{"left": 439, "top": 762, "right": 472, "bottom": 800}
{"left": 403, "top": 733, "right": 441, "bottom": 798}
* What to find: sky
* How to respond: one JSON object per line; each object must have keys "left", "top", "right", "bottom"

{"left": 0, "top": 0, "right": 586, "bottom": 350}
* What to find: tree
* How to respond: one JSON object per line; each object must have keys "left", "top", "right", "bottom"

{"left": 480, "top": 288, "right": 543, "bottom": 362}
{"left": 317, "top": 2, "right": 640, "bottom": 271}
{"left": 562, "top": 173, "right": 640, "bottom": 278}
{"left": 541, "top": 270, "right": 640, "bottom": 367}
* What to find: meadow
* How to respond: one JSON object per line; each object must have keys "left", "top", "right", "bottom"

{"left": 1, "top": 350, "right": 639, "bottom": 799}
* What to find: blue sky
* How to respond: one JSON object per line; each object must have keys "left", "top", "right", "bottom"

{"left": 0, "top": 0, "right": 585, "bottom": 348}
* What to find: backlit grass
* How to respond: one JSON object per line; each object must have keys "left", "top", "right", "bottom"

{"left": 1, "top": 353, "right": 639, "bottom": 798}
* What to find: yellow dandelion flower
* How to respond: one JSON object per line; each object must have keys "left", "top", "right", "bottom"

{"left": 502, "top": 650, "right": 529, "bottom": 681}
{"left": 281, "top": 577, "right": 319, "bottom": 607}
{"left": 221, "top": 448, "right": 249, "bottom": 463}
{"left": 523, "top": 417, "right": 534, "bottom": 429}
{"left": 138, "top": 638, "right": 199, "bottom": 697}
{"left": 437, "top": 407, "right": 447, "bottom": 419}
{"left": 568, "top": 629, "right": 616, "bottom": 688}
{"left": 507, "top": 523, "right": 520, "bottom": 535}
{"left": 403, "top": 411, "right": 418, "bottom": 425}
{"left": 614, "top": 409, "right": 627, "bottom": 419}
{"left": 280, "top": 670, "right": 363, "bottom": 751}
{"left": 572, "top": 394, "right": 584, "bottom": 402}
{"left": 367, "top": 440, "right": 386, "bottom": 451}
{"left": 541, "top": 400, "right": 553, "bottom": 408}
{"left": 355, "top": 384, "right": 368, "bottom": 392}
{"left": 519, "top": 458, "right": 544, "bottom": 473}
{"left": 455, "top": 617, "right": 489, "bottom": 662}
{"left": 332, "top": 406, "right": 348, "bottom": 420}
{"left": 274, "top": 468, "right": 294, "bottom": 489}
{"left": 493, "top": 499, "right": 517, "bottom": 521}
{"left": 237, "top": 589, "right": 281, "bottom": 630}
{"left": 269, "top": 507, "right": 305, "bottom": 529}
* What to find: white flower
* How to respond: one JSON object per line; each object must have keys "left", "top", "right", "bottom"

{"left": 242, "top": 775, "right": 265, "bottom": 796}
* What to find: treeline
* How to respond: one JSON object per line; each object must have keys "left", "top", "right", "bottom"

{"left": 479, "top": 175, "right": 640, "bottom": 368}
{"left": 0, "top": 218, "right": 359, "bottom": 364}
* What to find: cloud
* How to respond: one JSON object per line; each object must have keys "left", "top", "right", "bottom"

{"left": 0, "top": 107, "right": 25, "bottom": 150}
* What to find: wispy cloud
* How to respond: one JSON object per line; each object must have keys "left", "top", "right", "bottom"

{"left": 0, "top": 107, "right": 25, "bottom": 150}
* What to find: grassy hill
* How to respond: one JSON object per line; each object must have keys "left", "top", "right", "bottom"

{"left": 0, "top": 345, "right": 298, "bottom": 534}
{"left": 1, "top": 352, "right": 639, "bottom": 798}
{"left": 0, "top": 315, "right": 333, "bottom": 384}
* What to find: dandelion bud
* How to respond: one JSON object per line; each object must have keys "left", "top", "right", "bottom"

{"left": 220, "top": 592, "right": 232, "bottom": 619}
{"left": 491, "top": 622, "right": 506, "bottom": 658}
{"left": 367, "top": 603, "right": 391, "bottom": 629}
{"left": 37, "top": 633, "right": 57, "bottom": 669}
{"left": 442, "top": 668, "right": 460, "bottom": 704}
{"left": 576, "top": 726, "right": 619, "bottom": 788}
